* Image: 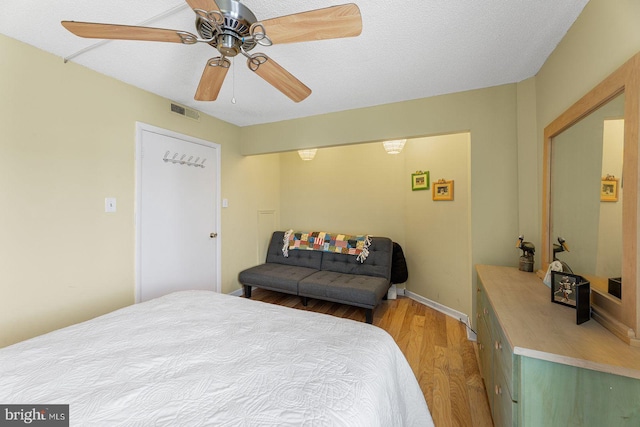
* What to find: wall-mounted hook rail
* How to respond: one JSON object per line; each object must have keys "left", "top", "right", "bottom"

{"left": 162, "top": 151, "right": 206, "bottom": 168}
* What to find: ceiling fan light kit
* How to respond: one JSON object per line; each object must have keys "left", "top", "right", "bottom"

{"left": 61, "top": 0, "right": 362, "bottom": 103}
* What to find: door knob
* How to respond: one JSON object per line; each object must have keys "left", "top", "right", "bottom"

{"left": 210, "top": 233, "right": 218, "bottom": 238}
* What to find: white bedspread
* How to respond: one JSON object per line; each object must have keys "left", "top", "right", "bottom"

{"left": 0, "top": 291, "right": 433, "bottom": 426}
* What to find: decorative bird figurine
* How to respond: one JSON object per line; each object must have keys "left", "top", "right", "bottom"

{"left": 516, "top": 235, "right": 535, "bottom": 257}
{"left": 552, "top": 236, "right": 574, "bottom": 273}
{"left": 553, "top": 236, "right": 570, "bottom": 259}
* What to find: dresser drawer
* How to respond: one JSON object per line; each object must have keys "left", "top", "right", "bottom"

{"left": 476, "top": 283, "right": 487, "bottom": 324}
{"left": 477, "top": 312, "right": 493, "bottom": 398}
{"left": 492, "top": 367, "right": 517, "bottom": 427}
{"left": 489, "top": 311, "right": 518, "bottom": 401}
{"left": 480, "top": 279, "right": 518, "bottom": 402}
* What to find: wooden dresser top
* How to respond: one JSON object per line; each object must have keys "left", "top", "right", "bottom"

{"left": 476, "top": 264, "right": 640, "bottom": 379}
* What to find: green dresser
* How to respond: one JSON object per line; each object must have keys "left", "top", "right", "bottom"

{"left": 476, "top": 265, "right": 640, "bottom": 427}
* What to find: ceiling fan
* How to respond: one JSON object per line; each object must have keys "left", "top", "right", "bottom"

{"left": 61, "top": 0, "right": 362, "bottom": 103}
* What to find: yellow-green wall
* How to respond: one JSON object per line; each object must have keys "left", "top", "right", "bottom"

{"left": 242, "top": 0, "right": 640, "bottom": 324}
{"left": 278, "top": 143, "right": 406, "bottom": 237}
{"left": 3, "top": 0, "right": 640, "bottom": 347}
{"left": 403, "top": 134, "right": 471, "bottom": 311}
{"left": 242, "top": 82, "right": 519, "bottom": 320}
{"left": 519, "top": 0, "right": 640, "bottom": 264}
{"left": 277, "top": 133, "right": 471, "bottom": 312}
{"left": 536, "top": 0, "right": 640, "bottom": 129}
{"left": 0, "top": 34, "right": 279, "bottom": 346}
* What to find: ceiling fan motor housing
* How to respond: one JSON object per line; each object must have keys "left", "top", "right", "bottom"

{"left": 196, "top": 0, "right": 257, "bottom": 57}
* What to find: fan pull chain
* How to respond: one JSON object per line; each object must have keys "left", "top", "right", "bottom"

{"left": 231, "top": 57, "right": 236, "bottom": 104}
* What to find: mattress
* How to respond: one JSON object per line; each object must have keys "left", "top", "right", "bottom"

{"left": 0, "top": 291, "right": 433, "bottom": 426}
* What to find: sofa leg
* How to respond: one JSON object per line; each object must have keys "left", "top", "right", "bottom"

{"left": 301, "top": 296, "right": 308, "bottom": 306}
{"left": 243, "top": 285, "right": 252, "bottom": 298}
{"left": 365, "top": 308, "right": 373, "bottom": 324}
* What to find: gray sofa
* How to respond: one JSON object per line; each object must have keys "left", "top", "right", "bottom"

{"left": 238, "top": 231, "right": 394, "bottom": 323}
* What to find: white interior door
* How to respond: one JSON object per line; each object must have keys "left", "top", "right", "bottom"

{"left": 136, "top": 123, "right": 220, "bottom": 302}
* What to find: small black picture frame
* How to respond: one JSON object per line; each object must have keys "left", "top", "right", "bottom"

{"left": 551, "top": 271, "right": 591, "bottom": 325}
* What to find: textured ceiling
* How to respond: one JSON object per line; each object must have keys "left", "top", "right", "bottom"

{"left": 1, "top": 0, "right": 589, "bottom": 126}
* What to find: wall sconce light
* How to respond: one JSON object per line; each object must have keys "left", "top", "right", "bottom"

{"left": 298, "top": 149, "right": 317, "bottom": 161}
{"left": 382, "top": 139, "right": 406, "bottom": 154}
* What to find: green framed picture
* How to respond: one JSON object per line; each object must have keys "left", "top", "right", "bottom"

{"left": 411, "top": 171, "right": 429, "bottom": 191}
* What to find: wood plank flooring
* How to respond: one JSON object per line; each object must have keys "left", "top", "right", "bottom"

{"left": 248, "top": 288, "right": 494, "bottom": 427}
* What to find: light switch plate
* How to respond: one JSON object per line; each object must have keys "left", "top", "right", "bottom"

{"left": 105, "top": 197, "right": 117, "bottom": 213}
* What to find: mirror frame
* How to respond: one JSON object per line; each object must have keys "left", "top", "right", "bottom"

{"left": 542, "top": 52, "right": 640, "bottom": 345}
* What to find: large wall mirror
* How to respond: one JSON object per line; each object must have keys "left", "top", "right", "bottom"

{"left": 551, "top": 94, "right": 624, "bottom": 278}
{"left": 542, "top": 52, "right": 640, "bottom": 346}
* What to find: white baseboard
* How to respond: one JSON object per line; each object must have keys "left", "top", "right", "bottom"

{"left": 230, "top": 286, "right": 477, "bottom": 341}
{"left": 227, "top": 288, "right": 243, "bottom": 297}
{"left": 403, "top": 290, "right": 476, "bottom": 341}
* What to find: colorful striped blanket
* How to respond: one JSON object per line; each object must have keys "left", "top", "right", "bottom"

{"left": 282, "top": 230, "right": 372, "bottom": 263}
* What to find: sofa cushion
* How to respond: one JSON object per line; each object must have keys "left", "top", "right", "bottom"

{"left": 299, "top": 271, "right": 390, "bottom": 308}
{"left": 266, "top": 231, "right": 323, "bottom": 269}
{"left": 238, "top": 263, "right": 318, "bottom": 294}
{"left": 320, "top": 237, "right": 393, "bottom": 280}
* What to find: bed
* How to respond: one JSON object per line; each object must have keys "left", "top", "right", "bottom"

{"left": 0, "top": 291, "right": 433, "bottom": 426}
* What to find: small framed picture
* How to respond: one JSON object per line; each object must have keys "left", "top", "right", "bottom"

{"left": 551, "top": 271, "right": 591, "bottom": 324}
{"left": 411, "top": 171, "right": 429, "bottom": 191}
{"left": 432, "top": 179, "right": 454, "bottom": 201}
{"left": 600, "top": 176, "right": 619, "bottom": 202}
{"left": 551, "top": 271, "right": 580, "bottom": 307}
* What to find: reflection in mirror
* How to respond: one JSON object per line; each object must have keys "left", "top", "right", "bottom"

{"left": 543, "top": 52, "right": 640, "bottom": 345}
{"left": 550, "top": 93, "right": 624, "bottom": 295}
